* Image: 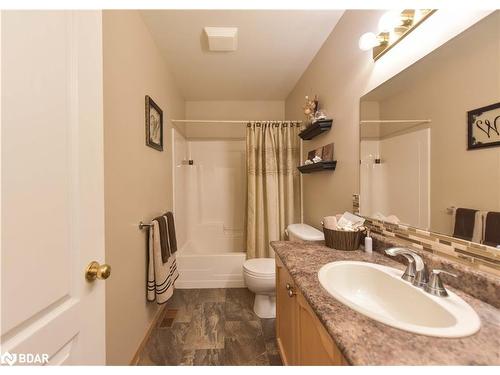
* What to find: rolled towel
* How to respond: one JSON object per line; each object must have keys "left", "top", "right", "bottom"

{"left": 372, "top": 212, "right": 386, "bottom": 221}
{"left": 385, "top": 215, "right": 400, "bottom": 224}
{"left": 323, "top": 216, "right": 338, "bottom": 230}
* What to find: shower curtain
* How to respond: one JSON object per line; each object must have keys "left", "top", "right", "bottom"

{"left": 246, "top": 121, "right": 301, "bottom": 258}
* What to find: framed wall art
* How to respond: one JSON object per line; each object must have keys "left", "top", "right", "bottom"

{"left": 467, "top": 102, "right": 500, "bottom": 150}
{"left": 145, "top": 95, "right": 163, "bottom": 151}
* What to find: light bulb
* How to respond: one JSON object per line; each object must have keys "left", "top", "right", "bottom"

{"left": 358, "top": 32, "right": 379, "bottom": 51}
{"left": 413, "top": 9, "right": 423, "bottom": 23}
{"left": 378, "top": 10, "right": 403, "bottom": 32}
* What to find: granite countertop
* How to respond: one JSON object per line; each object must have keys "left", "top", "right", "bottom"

{"left": 271, "top": 240, "right": 500, "bottom": 365}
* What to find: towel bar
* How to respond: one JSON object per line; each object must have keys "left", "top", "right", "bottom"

{"left": 139, "top": 221, "right": 153, "bottom": 230}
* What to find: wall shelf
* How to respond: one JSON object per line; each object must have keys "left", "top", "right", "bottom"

{"left": 299, "top": 119, "right": 333, "bottom": 140}
{"left": 297, "top": 160, "right": 337, "bottom": 174}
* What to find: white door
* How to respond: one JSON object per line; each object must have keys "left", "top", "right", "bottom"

{"left": 1, "top": 11, "right": 106, "bottom": 365}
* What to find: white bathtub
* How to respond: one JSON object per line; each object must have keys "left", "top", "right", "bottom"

{"left": 172, "top": 132, "right": 247, "bottom": 289}
{"left": 175, "top": 241, "right": 246, "bottom": 289}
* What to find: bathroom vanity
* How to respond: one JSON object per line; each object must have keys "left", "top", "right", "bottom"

{"left": 273, "top": 241, "right": 500, "bottom": 366}
{"left": 276, "top": 255, "right": 348, "bottom": 365}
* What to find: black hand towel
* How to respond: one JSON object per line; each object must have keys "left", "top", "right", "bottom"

{"left": 165, "top": 211, "right": 178, "bottom": 254}
{"left": 453, "top": 208, "right": 477, "bottom": 241}
{"left": 484, "top": 211, "right": 500, "bottom": 247}
{"left": 154, "top": 216, "right": 171, "bottom": 263}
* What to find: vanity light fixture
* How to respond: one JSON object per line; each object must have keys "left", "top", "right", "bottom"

{"left": 359, "top": 9, "right": 436, "bottom": 60}
{"left": 358, "top": 32, "right": 389, "bottom": 51}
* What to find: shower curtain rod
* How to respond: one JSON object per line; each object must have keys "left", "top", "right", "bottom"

{"left": 171, "top": 119, "right": 302, "bottom": 124}
{"left": 359, "top": 119, "right": 431, "bottom": 124}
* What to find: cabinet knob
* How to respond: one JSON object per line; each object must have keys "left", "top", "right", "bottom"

{"left": 286, "top": 283, "right": 292, "bottom": 290}
{"left": 288, "top": 288, "right": 296, "bottom": 297}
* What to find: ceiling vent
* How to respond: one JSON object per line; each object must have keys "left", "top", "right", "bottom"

{"left": 204, "top": 27, "right": 238, "bottom": 52}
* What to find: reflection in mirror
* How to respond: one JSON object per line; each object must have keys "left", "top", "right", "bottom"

{"left": 359, "top": 11, "right": 500, "bottom": 248}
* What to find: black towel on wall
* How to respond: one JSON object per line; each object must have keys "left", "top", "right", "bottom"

{"left": 484, "top": 211, "right": 500, "bottom": 247}
{"left": 154, "top": 216, "right": 171, "bottom": 263}
{"left": 453, "top": 208, "right": 477, "bottom": 241}
{"left": 166, "top": 211, "right": 178, "bottom": 254}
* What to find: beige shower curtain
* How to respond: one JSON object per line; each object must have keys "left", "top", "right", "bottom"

{"left": 246, "top": 121, "right": 301, "bottom": 258}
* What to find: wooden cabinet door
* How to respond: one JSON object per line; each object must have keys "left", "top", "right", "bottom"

{"left": 275, "top": 257, "right": 296, "bottom": 365}
{"left": 296, "top": 292, "right": 348, "bottom": 366}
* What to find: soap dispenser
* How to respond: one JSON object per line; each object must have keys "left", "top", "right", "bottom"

{"left": 365, "top": 229, "right": 373, "bottom": 254}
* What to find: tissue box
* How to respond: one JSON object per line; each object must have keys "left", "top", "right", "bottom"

{"left": 323, "top": 226, "right": 365, "bottom": 251}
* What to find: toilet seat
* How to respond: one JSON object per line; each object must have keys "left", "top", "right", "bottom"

{"left": 243, "top": 258, "right": 275, "bottom": 277}
{"left": 244, "top": 270, "right": 275, "bottom": 278}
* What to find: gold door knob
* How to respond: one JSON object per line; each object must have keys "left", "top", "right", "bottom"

{"left": 85, "top": 261, "right": 111, "bottom": 281}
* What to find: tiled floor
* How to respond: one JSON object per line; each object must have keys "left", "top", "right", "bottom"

{"left": 137, "top": 288, "right": 283, "bottom": 366}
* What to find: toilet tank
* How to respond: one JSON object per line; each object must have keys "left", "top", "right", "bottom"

{"left": 286, "top": 223, "right": 324, "bottom": 241}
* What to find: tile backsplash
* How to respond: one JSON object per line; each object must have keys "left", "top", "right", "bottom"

{"left": 365, "top": 218, "right": 500, "bottom": 277}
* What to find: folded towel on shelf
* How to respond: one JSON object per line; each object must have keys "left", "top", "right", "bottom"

{"left": 147, "top": 215, "right": 179, "bottom": 304}
{"left": 452, "top": 208, "right": 478, "bottom": 242}
{"left": 483, "top": 211, "right": 500, "bottom": 247}
{"left": 165, "top": 211, "right": 178, "bottom": 254}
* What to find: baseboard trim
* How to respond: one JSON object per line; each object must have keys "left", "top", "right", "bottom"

{"left": 129, "top": 304, "right": 166, "bottom": 365}
{"left": 175, "top": 279, "right": 245, "bottom": 289}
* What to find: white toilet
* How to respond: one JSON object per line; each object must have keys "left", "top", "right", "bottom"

{"left": 243, "top": 223, "right": 325, "bottom": 319}
{"left": 243, "top": 258, "right": 276, "bottom": 318}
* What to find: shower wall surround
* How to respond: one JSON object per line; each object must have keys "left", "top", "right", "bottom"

{"left": 173, "top": 100, "right": 286, "bottom": 287}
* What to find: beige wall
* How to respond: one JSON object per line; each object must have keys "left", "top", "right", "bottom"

{"left": 285, "top": 10, "right": 493, "bottom": 229}
{"left": 185, "top": 100, "right": 284, "bottom": 139}
{"left": 103, "top": 10, "right": 185, "bottom": 365}
{"left": 376, "top": 12, "right": 500, "bottom": 235}
{"left": 285, "top": 11, "right": 382, "bottom": 228}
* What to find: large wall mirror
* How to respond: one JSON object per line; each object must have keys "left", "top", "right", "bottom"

{"left": 359, "top": 11, "right": 500, "bottom": 252}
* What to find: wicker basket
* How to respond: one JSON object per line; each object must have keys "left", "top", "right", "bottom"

{"left": 323, "top": 226, "right": 365, "bottom": 251}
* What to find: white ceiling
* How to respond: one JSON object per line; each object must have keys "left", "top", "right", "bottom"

{"left": 140, "top": 10, "right": 344, "bottom": 100}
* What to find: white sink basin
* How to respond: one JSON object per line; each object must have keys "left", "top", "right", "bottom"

{"left": 318, "top": 261, "right": 481, "bottom": 338}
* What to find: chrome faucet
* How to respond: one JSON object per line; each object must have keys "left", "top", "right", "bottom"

{"left": 424, "top": 269, "right": 457, "bottom": 297}
{"left": 384, "top": 247, "right": 428, "bottom": 288}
